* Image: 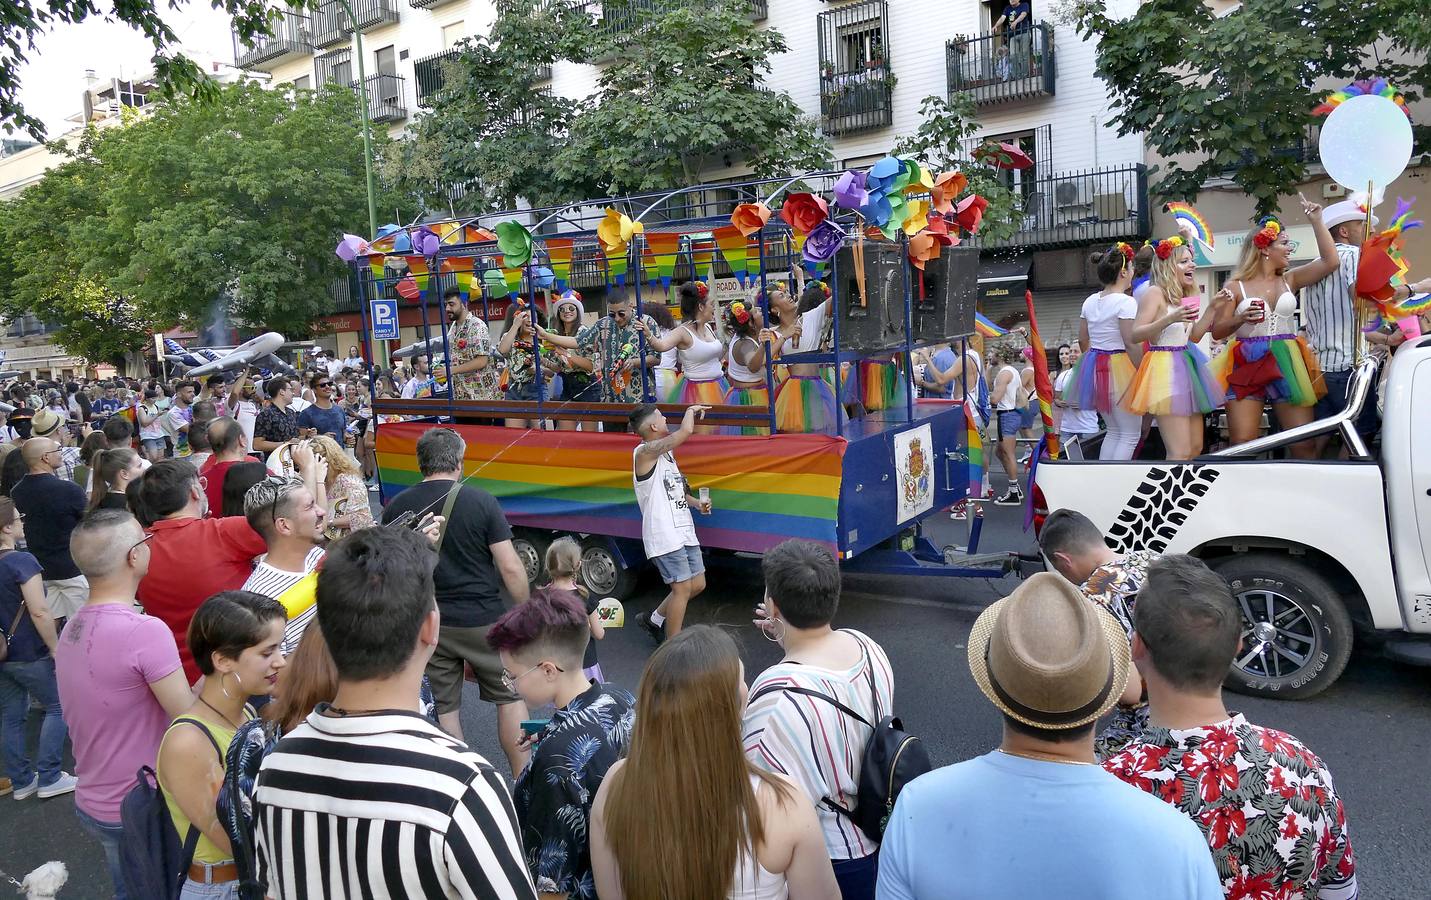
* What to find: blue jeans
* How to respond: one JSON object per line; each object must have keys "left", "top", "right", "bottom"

{"left": 180, "top": 876, "right": 240, "bottom": 898}
{"left": 0, "top": 656, "right": 68, "bottom": 787}
{"left": 833, "top": 851, "right": 879, "bottom": 900}
{"left": 75, "top": 806, "right": 129, "bottom": 900}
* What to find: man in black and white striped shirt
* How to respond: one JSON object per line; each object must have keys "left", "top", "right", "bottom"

{"left": 254, "top": 526, "right": 537, "bottom": 900}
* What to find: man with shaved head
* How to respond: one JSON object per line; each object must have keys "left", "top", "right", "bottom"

{"left": 10, "top": 437, "right": 90, "bottom": 621}
{"left": 198, "top": 416, "right": 248, "bottom": 514}
{"left": 56, "top": 510, "right": 193, "bottom": 899}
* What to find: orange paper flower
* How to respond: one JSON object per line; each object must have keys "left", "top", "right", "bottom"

{"left": 731, "top": 202, "right": 772, "bottom": 236}
{"left": 931, "top": 171, "right": 968, "bottom": 214}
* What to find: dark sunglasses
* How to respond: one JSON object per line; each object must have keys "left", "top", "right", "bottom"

{"left": 316, "top": 382, "right": 333, "bottom": 389}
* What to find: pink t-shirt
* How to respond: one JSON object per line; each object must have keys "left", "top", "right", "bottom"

{"left": 55, "top": 603, "right": 182, "bottom": 822}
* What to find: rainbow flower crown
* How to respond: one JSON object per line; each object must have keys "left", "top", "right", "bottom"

{"left": 728, "top": 301, "right": 752, "bottom": 324}
{"left": 1252, "top": 217, "right": 1283, "bottom": 249}
{"left": 1153, "top": 235, "right": 1186, "bottom": 260}
{"left": 1113, "top": 241, "right": 1136, "bottom": 261}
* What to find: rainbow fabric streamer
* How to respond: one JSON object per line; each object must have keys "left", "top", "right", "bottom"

{"left": 713, "top": 225, "right": 752, "bottom": 285}
{"left": 544, "top": 239, "right": 575, "bottom": 290}
{"left": 1024, "top": 289, "right": 1059, "bottom": 461}
{"left": 1165, "top": 202, "right": 1214, "bottom": 250}
{"left": 1314, "top": 78, "right": 1412, "bottom": 120}
{"left": 603, "top": 247, "right": 628, "bottom": 286}
{"left": 1357, "top": 198, "right": 1426, "bottom": 334}
{"left": 963, "top": 400, "right": 984, "bottom": 500}
{"left": 974, "top": 312, "right": 1008, "bottom": 338}
{"left": 377, "top": 424, "right": 845, "bottom": 552}
{"left": 643, "top": 231, "right": 683, "bottom": 289}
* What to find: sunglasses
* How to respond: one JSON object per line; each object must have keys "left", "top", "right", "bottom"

{"left": 129, "top": 532, "right": 154, "bottom": 555}
{"left": 316, "top": 382, "right": 333, "bottom": 389}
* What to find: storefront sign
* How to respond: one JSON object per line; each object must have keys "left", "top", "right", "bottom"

{"left": 1194, "top": 226, "right": 1311, "bottom": 268}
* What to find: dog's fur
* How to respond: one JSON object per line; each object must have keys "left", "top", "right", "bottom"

{"left": 21, "top": 861, "right": 67, "bottom": 899}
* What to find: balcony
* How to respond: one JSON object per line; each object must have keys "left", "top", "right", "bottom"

{"left": 975, "top": 165, "right": 1150, "bottom": 250}
{"left": 409, "top": 0, "right": 460, "bottom": 9}
{"left": 584, "top": 0, "right": 766, "bottom": 41}
{"left": 312, "top": 0, "right": 400, "bottom": 48}
{"left": 947, "top": 22, "right": 1054, "bottom": 107}
{"left": 816, "top": 0, "right": 892, "bottom": 136}
{"left": 413, "top": 49, "right": 457, "bottom": 106}
{"left": 233, "top": 10, "right": 312, "bottom": 70}
{"left": 355, "top": 73, "right": 407, "bottom": 123}
{"left": 819, "top": 66, "right": 894, "bottom": 135}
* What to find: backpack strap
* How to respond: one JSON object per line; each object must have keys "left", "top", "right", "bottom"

{"left": 749, "top": 683, "right": 872, "bottom": 728}
{"left": 0, "top": 550, "right": 24, "bottom": 639}
{"left": 171, "top": 717, "right": 225, "bottom": 892}
{"left": 434, "top": 479, "right": 463, "bottom": 556}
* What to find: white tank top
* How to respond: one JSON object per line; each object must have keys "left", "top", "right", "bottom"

{"left": 678, "top": 322, "right": 725, "bottom": 380}
{"left": 996, "top": 365, "right": 1021, "bottom": 410}
{"left": 729, "top": 775, "right": 788, "bottom": 900}
{"left": 1149, "top": 310, "right": 1192, "bottom": 348}
{"left": 727, "top": 336, "right": 763, "bottom": 383}
{"left": 1234, "top": 281, "right": 1298, "bottom": 338}
{"left": 658, "top": 345, "right": 678, "bottom": 372}
{"left": 633, "top": 445, "right": 698, "bottom": 558}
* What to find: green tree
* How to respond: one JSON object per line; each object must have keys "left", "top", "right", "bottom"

{"left": 2, "top": 0, "right": 280, "bottom": 139}
{"left": 555, "top": 0, "right": 833, "bottom": 194}
{"left": 1065, "top": 0, "right": 1431, "bottom": 216}
{"left": 892, "top": 94, "right": 1023, "bottom": 245}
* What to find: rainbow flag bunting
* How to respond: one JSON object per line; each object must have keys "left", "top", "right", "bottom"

{"left": 403, "top": 255, "right": 432, "bottom": 292}
{"left": 544, "top": 238, "right": 575, "bottom": 290}
{"left": 690, "top": 241, "right": 714, "bottom": 282}
{"left": 440, "top": 257, "right": 473, "bottom": 296}
{"left": 713, "top": 225, "right": 751, "bottom": 285}
{"left": 644, "top": 231, "right": 683, "bottom": 289}
{"left": 502, "top": 267, "right": 525, "bottom": 299}
{"left": 603, "top": 246, "right": 628, "bottom": 286}
{"left": 974, "top": 312, "right": 1007, "bottom": 338}
{"left": 963, "top": 400, "right": 984, "bottom": 499}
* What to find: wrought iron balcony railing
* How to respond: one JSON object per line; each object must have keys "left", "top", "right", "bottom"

{"left": 973, "top": 164, "right": 1150, "bottom": 250}
{"left": 819, "top": 66, "right": 894, "bottom": 135}
{"left": 233, "top": 10, "right": 312, "bottom": 69}
{"left": 413, "top": 49, "right": 458, "bottom": 107}
{"left": 312, "top": 0, "right": 401, "bottom": 48}
{"left": 947, "top": 22, "right": 1055, "bottom": 106}
{"left": 355, "top": 73, "right": 407, "bottom": 124}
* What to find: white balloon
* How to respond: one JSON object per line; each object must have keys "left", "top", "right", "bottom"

{"left": 1318, "top": 94, "right": 1414, "bottom": 192}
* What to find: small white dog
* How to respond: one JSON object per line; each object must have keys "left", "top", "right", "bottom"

{"left": 20, "top": 861, "right": 67, "bottom": 900}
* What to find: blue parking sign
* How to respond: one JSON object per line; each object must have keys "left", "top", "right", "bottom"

{"left": 371, "top": 299, "right": 399, "bottom": 341}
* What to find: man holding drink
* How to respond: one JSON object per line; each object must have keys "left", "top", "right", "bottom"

{"left": 629, "top": 403, "right": 711, "bottom": 642}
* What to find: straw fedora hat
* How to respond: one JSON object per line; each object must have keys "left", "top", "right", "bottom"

{"left": 968, "top": 572, "right": 1130, "bottom": 730}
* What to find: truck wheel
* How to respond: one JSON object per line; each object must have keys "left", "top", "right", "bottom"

{"left": 1210, "top": 554, "right": 1354, "bottom": 700}
{"left": 510, "top": 529, "right": 550, "bottom": 586}
{"left": 578, "top": 536, "right": 639, "bottom": 601}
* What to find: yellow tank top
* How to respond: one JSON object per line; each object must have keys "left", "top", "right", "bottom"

{"left": 157, "top": 712, "right": 247, "bottom": 865}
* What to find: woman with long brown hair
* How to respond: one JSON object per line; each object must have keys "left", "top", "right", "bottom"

{"left": 88, "top": 447, "right": 143, "bottom": 511}
{"left": 589, "top": 625, "right": 837, "bottom": 900}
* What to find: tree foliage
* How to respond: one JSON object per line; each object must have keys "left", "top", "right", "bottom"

{"left": 392, "top": 0, "right": 832, "bottom": 208}
{"left": 0, "top": 81, "right": 412, "bottom": 358}
{"left": 892, "top": 94, "right": 1023, "bottom": 245}
{"left": 1068, "top": 0, "right": 1431, "bottom": 216}
{"left": 2, "top": 0, "right": 282, "bottom": 139}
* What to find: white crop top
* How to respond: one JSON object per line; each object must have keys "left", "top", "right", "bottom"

{"left": 727, "top": 335, "right": 763, "bottom": 383}
{"left": 1234, "top": 281, "right": 1298, "bottom": 338}
{"left": 729, "top": 775, "right": 789, "bottom": 900}
{"left": 678, "top": 322, "right": 725, "bottom": 380}
{"left": 1149, "top": 314, "right": 1191, "bottom": 348}
{"left": 1080, "top": 291, "right": 1137, "bottom": 351}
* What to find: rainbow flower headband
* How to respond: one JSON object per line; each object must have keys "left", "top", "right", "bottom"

{"left": 728, "top": 300, "right": 752, "bottom": 324}
{"left": 1252, "top": 217, "right": 1283, "bottom": 249}
{"left": 1113, "top": 241, "right": 1136, "bottom": 261}
{"left": 1153, "top": 235, "right": 1185, "bottom": 260}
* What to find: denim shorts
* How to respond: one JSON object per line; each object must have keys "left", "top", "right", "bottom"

{"left": 651, "top": 545, "right": 704, "bottom": 585}
{"left": 997, "top": 409, "right": 1023, "bottom": 439}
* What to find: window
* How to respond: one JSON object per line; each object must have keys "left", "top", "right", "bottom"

{"left": 293, "top": 75, "right": 312, "bottom": 91}
{"left": 317, "top": 49, "right": 353, "bottom": 87}
{"left": 441, "top": 21, "right": 465, "bottom": 50}
{"left": 837, "top": 20, "right": 884, "bottom": 73}
{"left": 375, "top": 45, "right": 396, "bottom": 77}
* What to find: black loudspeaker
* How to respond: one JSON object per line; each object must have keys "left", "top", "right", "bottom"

{"left": 912, "top": 245, "right": 978, "bottom": 344}
{"left": 831, "top": 242, "right": 908, "bottom": 351}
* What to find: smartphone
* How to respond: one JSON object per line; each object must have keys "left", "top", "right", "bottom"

{"left": 520, "top": 719, "right": 550, "bottom": 736}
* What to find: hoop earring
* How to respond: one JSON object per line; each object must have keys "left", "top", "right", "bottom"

{"left": 220, "top": 671, "right": 233, "bottom": 700}
{"left": 762, "top": 616, "right": 787, "bottom": 645}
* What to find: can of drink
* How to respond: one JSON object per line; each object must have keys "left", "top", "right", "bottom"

{"left": 1249, "top": 299, "right": 1266, "bottom": 324}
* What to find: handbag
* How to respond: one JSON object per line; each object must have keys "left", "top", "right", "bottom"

{"left": 0, "top": 549, "right": 21, "bottom": 663}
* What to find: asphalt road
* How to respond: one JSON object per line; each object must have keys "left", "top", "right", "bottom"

{"left": 3, "top": 506, "right": 1429, "bottom": 897}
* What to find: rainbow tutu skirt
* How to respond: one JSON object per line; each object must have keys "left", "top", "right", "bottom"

{"left": 775, "top": 375, "right": 839, "bottom": 435}
{"left": 665, "top": 375, "right": 730, "bottom": 406}
{"left": 723, "top": 383, "right": 771, "bottom": 435}
{"left": 1210, "top": 334, "right": 1325, "bottom": 407}
{"left": 1062, "top": 348, "right": 1135, "bottom": 414}
{"left": 1123, "top": 344, "right": 1223, "bottom": 416}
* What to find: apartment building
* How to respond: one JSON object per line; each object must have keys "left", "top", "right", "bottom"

{"left": 235, "top": 0, "right": 1150, "bottom": 348}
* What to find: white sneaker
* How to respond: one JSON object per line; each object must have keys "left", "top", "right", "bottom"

{"left": 11, "top": 775, "right": 39, "bottom": 801}
{"left": 37, "top": 773, "right": 77, "bottom": 799}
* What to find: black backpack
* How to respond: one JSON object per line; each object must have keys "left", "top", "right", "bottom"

{"left": 119, "top": 717, "right": 223, "bottom": 900}
{"left": 750, "top": 634, "right": 931, "bottom": 842}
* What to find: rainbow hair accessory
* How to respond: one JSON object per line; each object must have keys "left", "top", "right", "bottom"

{"left": 1314, "top": 78, "right": 1412, "bottom": 121}
{"left": 1357, "top": 198, "right": 1426, "bottom": 334}
{"left": 1153, "top": 235, "right": 1186, "bottom": 260}
{"left": 1252, "top": 217, "right": 1283, "bottom": 250}
{"left": 1113, "top": 241, "right": 1136, "bottom": 261}
{"left": 974, "top": 312, "right": 1008, "bottom": 338}
{"left": 1164, "top": 202, "right": 1214, "bottom": 250}
{"left": 728, "top": 300, "right": 752, "bottom": 325}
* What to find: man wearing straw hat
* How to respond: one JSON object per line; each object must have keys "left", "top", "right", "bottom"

{"left": 876, "top": 573, "right": 1221, "bottom": 900}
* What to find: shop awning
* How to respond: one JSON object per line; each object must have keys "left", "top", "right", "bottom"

{"left": 976, "top": 255, "right": 1032, "bottom": 302}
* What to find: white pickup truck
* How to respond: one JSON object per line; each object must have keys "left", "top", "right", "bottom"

{"left": 1034, "top": 343, "right": 1431, "bottom": 699}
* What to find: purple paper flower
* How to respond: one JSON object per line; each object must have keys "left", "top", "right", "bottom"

{"left": 411, "top": 226, "right": 441, "bottom": 257}
{"left": 833, "top": 170, "right": 869, "bottom": 210}
{"left": 802, "top": 220, "right": 845, "bottom": 264}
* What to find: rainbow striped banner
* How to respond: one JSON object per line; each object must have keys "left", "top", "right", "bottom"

{"left": 404, "top": 255, "right": 432, "bottom": 292}
{"left": 544, "top": 238, "right": 575, "bottom": 290}
{"left": 974, "top": 312, "right": 1007, "bottom": 338}
{"left": 963, "top": 400, "right": 983, "bottom": 498}
{"left": 376, "top": 423, "right": 844, "bottom": 553}
{"left": 713, "top": 225, "right": 751, "bottom": 285}
{"left": 502, "top": 267, "right": 525, "bottom": 299}
{"left": 441, "top": 257, "right": 473, "bottom": 296}
{"left": 643, "top": 231, "right": 682, "bottom": 288}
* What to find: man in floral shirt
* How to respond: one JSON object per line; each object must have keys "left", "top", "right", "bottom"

{"left": 486, "top": 588, "right": 635, "bottom": 900}
{"left": 1105, "top": 555, "right": 1357, "bottom": 900}
{"left": 442, "top": 287, "right": 500, "bottom": 401}
{"left": 1039, "top": 508, "right": 1157, "bottom": 759}
{"left": 540, "top": 295, "right": 659, "bottom": 408}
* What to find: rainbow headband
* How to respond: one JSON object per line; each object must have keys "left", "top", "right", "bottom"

{"left": 728, "top": 301, "right": 752, "bottom": 324}
{"left": 1113, "top": 241, "right": 1136, "bottom": 261}
{"left": 1153, "top": 235, "right": 1186, "bottom": 260}
{"left": 1252, "top": 217, "right": 1283, "bottom": 250}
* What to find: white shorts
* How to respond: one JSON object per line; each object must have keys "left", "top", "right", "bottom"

{"left": 44, "top": 575, "right": 90, "bottom": 619}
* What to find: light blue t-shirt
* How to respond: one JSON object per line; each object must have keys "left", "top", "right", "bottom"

{"left": 877, "top": 751, "right": 1222, "bottom": 900}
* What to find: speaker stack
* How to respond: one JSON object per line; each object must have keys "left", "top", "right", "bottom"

{"left": 829, "top": 243, "right": 978, "bottom": 350}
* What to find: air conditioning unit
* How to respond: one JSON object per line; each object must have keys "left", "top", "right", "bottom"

{"left": 1052, "top": 177, "right": 1092, "bottom": 208}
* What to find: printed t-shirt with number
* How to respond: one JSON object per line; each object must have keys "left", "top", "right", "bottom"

{"left": 241, "top": 545, "right": 325, "bottom": 655}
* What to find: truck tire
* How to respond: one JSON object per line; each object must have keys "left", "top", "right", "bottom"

{"left": 510, "top": 529, "right": 550, "bottom": 586}
{"left": 578, "top": 536, "right": 639, "bottom": 601}
{"left": 1209, "top": 553, "right": 1354, "bottom": 700}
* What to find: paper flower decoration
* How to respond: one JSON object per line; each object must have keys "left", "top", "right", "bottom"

{"left": 481, "top": 268, "right": 507, "bottom": 297}
{"left": 1314, "top": 78, "right": 1412, "bottom": 120}
{"left": 888, "top": 158, "right": 915, "bottom": 194}
{"left": 954, "top": 194, "right": 988, "bottom": 234}
{"left": 859, "top": 192, "right": 893, "bottom": 227}
{"left": 925, "top": 213, "right": 959, "bottom": 247}
{"left": 930, "top": 171, "right": 968, "bottom": 214}
{"left": 881, "top": 193, "right": 909, "bottom": 240}
{"left": 392, "top": 231, "right": 413, "bottom": 253}
{"left": 598, "top": 208, "right": 643, "bottom": 254}
{"left": 731, "top": 202, "right": 772, "bottom": 236}
{"left": 908, "top": 231, "right": 941, "bottom": 270}
{"left": 866, "top": 156, "right": 902, "bottom": 195}
{"left": 375, "top": 223, "right": 402, "bottom": 240}
{"left": 779, "top": 193, "right": 829, "bottom": 236}
{"left": 902, "top": 199, "right": 931, "bottom": 236}
{"left": 801, "top": 220, "right": 844, "bottom": 264}
{"left": 495, "top": 220, "right": 534, "bottom": 268}
{"left": 335, "top": 234, "right": 369, "bottom": 262}
{"left": 410, "top": 226, "right": 441, "bottom": 257}
{"left": 532, "top": 266, "right": 555, "bottom": 290}
{"left": 395, "top": 275, "right": 421, "bottom": 300}
{"left": 904, "top": 161, "right": 935, "bottom": 196}
{"left": 833, "top": 170, "right": 869, "bottom": 210}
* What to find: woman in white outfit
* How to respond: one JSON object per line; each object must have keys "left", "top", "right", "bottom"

{"left": 590, "top": 626, "right": 837, "bottom": 900}
{"left": 1062, "top": 243, "right": 1144, "bottom": 460}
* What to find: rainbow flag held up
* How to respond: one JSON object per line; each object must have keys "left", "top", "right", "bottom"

{"left": 1024, "top": 289, "right": 1059, "bottom": 461}
{"left": 963, "top": 399, "right": 984, "bottom": 499}
{"left": 974, "top": 312, "right": 1008, "bottom": 338}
